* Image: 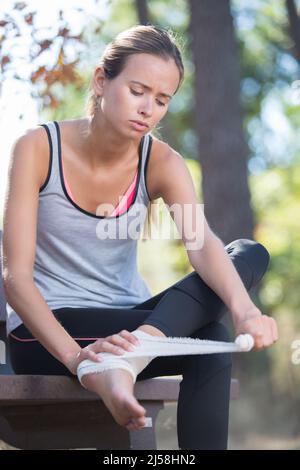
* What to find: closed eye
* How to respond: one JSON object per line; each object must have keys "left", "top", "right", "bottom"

{"left": 130, "top": 89, "right": 166, "bottom": 107}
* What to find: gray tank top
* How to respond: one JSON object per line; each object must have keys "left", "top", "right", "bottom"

{"left": 6, "top": 120, "right": 153, "bottom": 335}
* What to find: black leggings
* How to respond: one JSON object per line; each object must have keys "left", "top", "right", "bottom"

{"left": 8, "top": 238, "right": 270, "bottom": 450}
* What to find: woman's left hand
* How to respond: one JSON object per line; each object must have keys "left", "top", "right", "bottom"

{"left": 233, "top": 306, "right": 279, "bottom": 351}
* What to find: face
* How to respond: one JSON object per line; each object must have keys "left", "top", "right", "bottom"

{"left": 92, "top": 53, "right": 181, "bottom": 137}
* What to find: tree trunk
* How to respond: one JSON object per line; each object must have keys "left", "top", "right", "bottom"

{"left": 135, "top": 0, "right": 150, "bottom": 25}
{"left": 187, "top": 0, "right": 254, "bottom": 244}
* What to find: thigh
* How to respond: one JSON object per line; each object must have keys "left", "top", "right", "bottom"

{"left": 8, "top": 306, "right": 153, "bottom": 375}
{"left": 158, "top": 238, "right": 270, "bottom": 312}
{"left": 52, "top": 306, "right": 153, "bottom": 338}
{"left": 131, "top": 287, "right": 173, "bottom": 310}
{"left": 8, "top": 333, "right": 74, "bottom": 376}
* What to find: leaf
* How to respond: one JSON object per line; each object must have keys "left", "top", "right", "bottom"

{"left": 30, "top": 66, "right": 46, "bottom": 83}
{"left": 1, "top": 55, "right": 10, "bottom": 68}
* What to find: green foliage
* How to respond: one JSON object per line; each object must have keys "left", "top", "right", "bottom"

{"left": 250, "top": 164, "right": 300, "bottom": 394}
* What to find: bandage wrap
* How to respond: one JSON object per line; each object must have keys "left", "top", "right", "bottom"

{"left": 76, "top": 330, "right": 254, "bottom": 388}
{"left": 77, "top": 330, "right": 154, "bottom": 387}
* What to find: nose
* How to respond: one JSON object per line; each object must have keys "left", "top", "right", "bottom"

{"left": 138, "top": 98, "right": 153, "bottom": 117}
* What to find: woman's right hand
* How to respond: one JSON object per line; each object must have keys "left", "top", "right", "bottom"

{"left": 64, "top": 329, "right": 141, "bottom": 375}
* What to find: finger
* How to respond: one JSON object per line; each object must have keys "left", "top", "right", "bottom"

{"left": 86, "top": 336, "right": 126, "bottom": 360}
{"left": 126, "top": 420, "right": 138, "bottom": 432}
{"left": 250, "top": 316, "right": 270, "bottom": 348}
{"left": 253, "top": 340, "right": 264, "bottom": 351}
{"left": 125, "top": 418, "right": 144, "bottom": 431}
{"left": 101, "top": 340, "right": 126, "bottom": 355}
{"left": 104, "top": 334, "right": 127, "bottom": 349}
{"left": 253, "top": 317, "right": 274, "bottom": 349}
{"left": 83, "top": 349, "right": 103, "bottom": 362}
{"left": 264, "top": 317, "right": 276, "bottom": 347}
{"left": 111, "top": 333, "right": 136, "bottom": 352}
{"left": 252, "top": 330, "right": 264, "bottom": 350}
{"left": 92, "top": 336, "right": 131, "bottom": 354}
{"left": 259, "top": 316, "right": 275, "bottom": 348}
{"left": 120, "top": 330, "right": 140, "bottom": 346}
{"left": 256, "top": 319, "right": 270, "bottom": 349}
{"left": 243, "top": 315, "right": 266, "bottom": 348}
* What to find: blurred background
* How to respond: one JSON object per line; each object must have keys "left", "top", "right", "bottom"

{"left": 1, "top": 0, "right": 300, "bottom": 450}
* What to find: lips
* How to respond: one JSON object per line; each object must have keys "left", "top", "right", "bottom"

{"left": 130, "top": 120, "right": 149, "bottom": 128}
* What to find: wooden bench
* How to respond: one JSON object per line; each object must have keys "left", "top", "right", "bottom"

{"left": 0, "top": 373, "right": 239, "bottom": 450}
{"left": 0, "top": 229, "right": 239, "bottom": 449}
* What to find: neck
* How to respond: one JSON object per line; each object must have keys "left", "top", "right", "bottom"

{"left": 77, "top": 113, "right": 139, "bottom": 170}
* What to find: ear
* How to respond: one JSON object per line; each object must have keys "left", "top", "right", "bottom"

{"left": 92, "top": 66, "right": 106, "bottom": 97}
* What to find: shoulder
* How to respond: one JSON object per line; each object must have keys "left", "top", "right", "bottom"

{"left": 11, "top": 125, "right": 51, "bottom": 190}
{"left": 14, "top": 124, "right": 48, "bottom": 150}
{"left": 150, "top": 134, "right": 187, "bottom": 175}
{"left": 148, "top": 135, "right": 192, "bottom": 201}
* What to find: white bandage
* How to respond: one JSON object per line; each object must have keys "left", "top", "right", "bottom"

{"left": 234, "top": 333, "right": 254, "bottom": 351}
{"left": 77, "top": 330, "right": 155, "bottom": 388}
{"left": 77, "top": 330, "right": 254, "bottom": 388}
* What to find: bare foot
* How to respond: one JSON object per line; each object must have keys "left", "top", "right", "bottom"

{"left": 81, "top": 368, "right": 147, "bottom": 431}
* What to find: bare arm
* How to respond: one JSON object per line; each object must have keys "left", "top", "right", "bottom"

{"left": 1, "top": 130, "right": 84, "bottom": 372}
{"left": 155, "top": 146, "right": 278, "bottom": 350}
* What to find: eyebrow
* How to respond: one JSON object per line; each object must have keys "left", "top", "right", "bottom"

{"left": 129, "top": 80, "right": 172, "bottom": 99}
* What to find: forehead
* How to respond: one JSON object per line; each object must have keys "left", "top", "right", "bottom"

{"left": 121, "top": 53, "right": 180, "bottom": 92}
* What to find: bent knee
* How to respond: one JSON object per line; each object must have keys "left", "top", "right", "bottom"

{"left": 226, "top": 238, "right": 270, "bottom": 285}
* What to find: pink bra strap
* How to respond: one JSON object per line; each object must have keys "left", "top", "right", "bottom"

{"left": 110, "top": 171, "right": 138, "bottom": 216}
{"left": 62, "top": 156, "right": 138, "bottom": 216}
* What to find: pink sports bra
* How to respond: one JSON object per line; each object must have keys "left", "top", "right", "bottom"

{"left": 61, "top": 158, "right": 138, "bottom": 217}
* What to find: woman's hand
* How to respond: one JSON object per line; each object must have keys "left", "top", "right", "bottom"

{"left": 64, "top": 330, "right": 141, "bottom": 375}
{"left": 233, "top": 306, "right": 279, "bottom": 351}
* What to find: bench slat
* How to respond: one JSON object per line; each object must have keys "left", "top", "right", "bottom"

{"left": 0, "top": 376, "right": 180, "bottom": 404}
{"left": 0, "top": 375, "right": 239, "bottom": 405}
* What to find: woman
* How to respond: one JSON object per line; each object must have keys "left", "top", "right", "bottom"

{"left": 2, "top": 24, "right": 278, "bottom": 449}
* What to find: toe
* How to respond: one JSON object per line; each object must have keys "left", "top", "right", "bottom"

{"left": 126, "top": 420, "right": 139, "bottom": 431}
{"left": 135, "top": 416, "right": 146, "bottom": 427}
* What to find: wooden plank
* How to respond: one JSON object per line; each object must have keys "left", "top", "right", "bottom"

{"left": 0, "top": 375, "right": 239, "bottom": 405}
{"left": 0, "top": 376, "right": 181, "bottom": 405}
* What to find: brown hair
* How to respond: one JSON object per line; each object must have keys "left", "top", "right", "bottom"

{"left": 84, "top": 24, "right": 185, "bottom": 240}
